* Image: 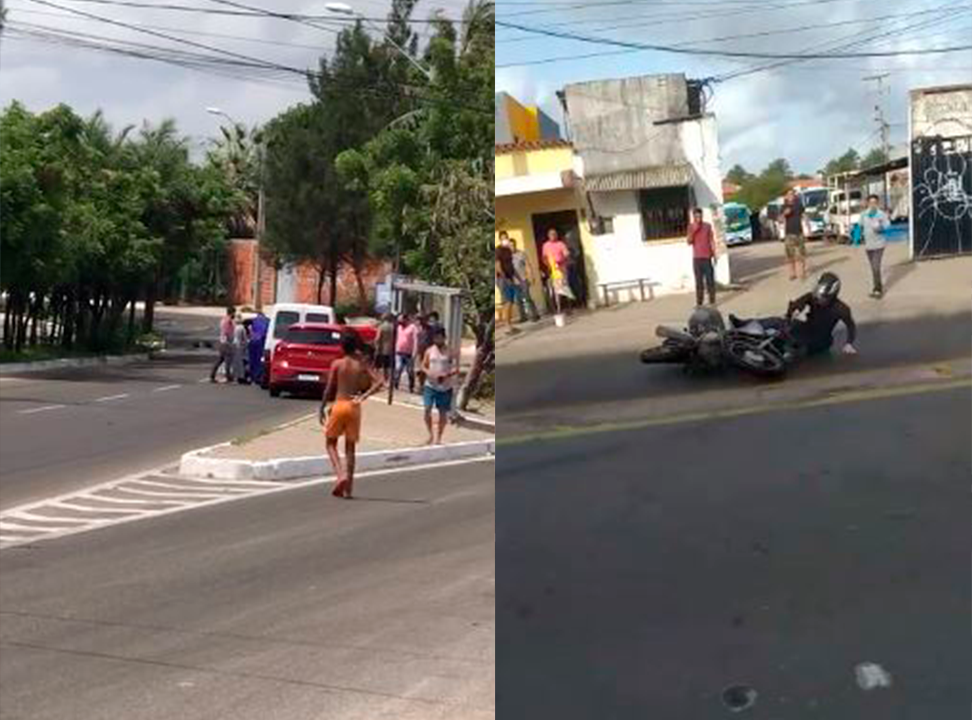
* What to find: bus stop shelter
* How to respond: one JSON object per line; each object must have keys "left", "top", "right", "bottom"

{"left": 383, "top": 276, "right": 464, "bottom": 410}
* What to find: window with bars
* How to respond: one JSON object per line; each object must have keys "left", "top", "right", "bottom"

{"left": 638, "top": 186, "right": 692, "bottom": 241}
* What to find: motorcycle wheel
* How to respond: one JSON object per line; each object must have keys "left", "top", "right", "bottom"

{"left": 724, "top": 336, "right": 786, "bottom": 377}
{"left": 639, "top": 343, "right": 687, "bottom": 365}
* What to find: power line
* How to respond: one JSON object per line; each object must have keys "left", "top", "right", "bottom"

{"left": 713, "top": 3, "right": 970, "bottom": 82}
{"left": 493, "top": 18, "right": 972, "bottom": 60}
{"left": 497, "top": 0, "right": 883, "bottom": 35}
{"left": 496, "top": 7, "right": 958, "bottom": 68}
{"left": 8, "top": 6, "right": 337, "bottom": 49}
{"left": 29, "top": 0, "right": 465, "bottom": 23}
{"left": 13, "top": 3, "right": 492, "bottom": 114}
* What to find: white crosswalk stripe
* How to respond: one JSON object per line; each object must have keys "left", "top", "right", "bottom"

{"left": 0, "top": 456, "right": 493, "bottom": 550}
{"left": 0, "top": 468, "right": 288, "bottom": 549}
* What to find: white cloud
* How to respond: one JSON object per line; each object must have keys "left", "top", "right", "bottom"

{"left": 0, "top": 0, "right": 464, "bottom": 144}
{"left": 500, "top": 0, "right": 972, "bottom": 173}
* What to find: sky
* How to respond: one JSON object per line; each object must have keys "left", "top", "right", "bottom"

{"left": 495, "top": 0, "right": 972, "bottom": 175}
{"left": 0, "top": 0, "right": 468, "bottom": 153}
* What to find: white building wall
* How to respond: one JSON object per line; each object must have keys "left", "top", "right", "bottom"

{"left": 583, "top": 115, "right": 730, "bottom": 303}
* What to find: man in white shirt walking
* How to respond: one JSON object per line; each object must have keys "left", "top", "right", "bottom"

{"left": 861, "top": 194, "right": 890, "bottom": 298}
{"left": 421, "top": 327, "right": 459, "bottom": 445}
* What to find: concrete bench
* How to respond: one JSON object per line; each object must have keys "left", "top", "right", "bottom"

{"left": 598, "top": 278, "right": 659, "bottom": 306}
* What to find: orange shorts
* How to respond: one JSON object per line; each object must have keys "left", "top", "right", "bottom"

{"left": 324, "top": 399, "right": 362, "bottom": 443}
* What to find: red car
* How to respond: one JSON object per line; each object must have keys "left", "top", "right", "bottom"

{"left": 267, "top": 323, "right": 377, "bottom": 398}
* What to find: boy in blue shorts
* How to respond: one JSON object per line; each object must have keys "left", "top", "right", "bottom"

{"left": 421, "top": 327, "right": 459, "bottom": 445}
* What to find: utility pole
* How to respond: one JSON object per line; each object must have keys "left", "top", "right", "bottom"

{"left": 864, "top": 73, "right": 891, "bottom": 207}
{"left": 254, "top": 142, "right": 265, "bottom": 311}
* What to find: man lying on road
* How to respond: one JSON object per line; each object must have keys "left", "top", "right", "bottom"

{"left": 732, "top": 272, "right": 858, "bottom": 360}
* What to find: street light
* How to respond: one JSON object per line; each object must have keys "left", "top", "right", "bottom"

{"left": 206, "top": 106, "right": 265, "bottom": 311}
{"left": 324, "top": 2, "right": 432, "bottom": 81}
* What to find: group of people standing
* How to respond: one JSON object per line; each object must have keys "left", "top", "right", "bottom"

{"left": 686, "top": 188, "right": 892, "bottom": 309}
{"left": 373, "top": 310, "right": 447, "bottom": 395}
{"left": 210, "top": 306, "right": 269, "bottom": 385}
{"left": 495, "top": 227, "right": 578, "bottom": 329}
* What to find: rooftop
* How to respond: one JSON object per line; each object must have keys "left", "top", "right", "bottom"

{"left": 494, "top": 138, "right": 573, "bottom": 154}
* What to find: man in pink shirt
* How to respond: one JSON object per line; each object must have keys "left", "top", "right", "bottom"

{"left": 393, "top": 313, "right": 418, "bottom": 393}
{"left": 542, "top": 228, "right": 574, "bottom": 312}
{"left": 687, "top": 208, "right": 717, "bottom": 306}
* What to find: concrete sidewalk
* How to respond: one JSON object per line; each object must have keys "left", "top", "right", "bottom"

{"left": 180, "top": 397, "right": 495, "bottom": 480}
{"left": 498, "top": 240, "right": 971, "bottom": 364}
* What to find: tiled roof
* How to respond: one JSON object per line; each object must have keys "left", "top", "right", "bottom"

{"left": 494, "top": 139, "right": 573, "bottom": 153}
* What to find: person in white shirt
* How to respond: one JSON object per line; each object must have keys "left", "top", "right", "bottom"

{"left": 421, "top": 327, "right": 459, "bottom": 445}
{"left": 231, "top": 315, "right": 249, "bottom": 384}
{"left": 861, "top": 194, "right": 890, "bottom": 298}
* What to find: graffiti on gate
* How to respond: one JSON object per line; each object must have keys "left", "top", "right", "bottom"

{"left": 912, "top": 135, "right": 972, "bottom": 258}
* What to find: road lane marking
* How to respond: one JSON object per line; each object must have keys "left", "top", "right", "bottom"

{"left": 124, "top": 479, "right": 244, "bottom": 495}
{"left": 94, "top": 393, "right": 129, "bottom": 403}
{"left": 47, "top": 501, "right": 141, "bottom": 515}
{"left": 86, "top": 493, "right": 185, "bottom": 506}
{"left": 0, "top": 455, "right": 493, "bottom": 550}
{"left": 107, "top": 486, "right": 230, "bottom": 500}
{"left": 499, "top": 377, "right": 972, "bottom": 447}
{"left": 152, "top": 384, "right": 181, "bottom": 393}
{"left": 17, "top": 405, "right": 66, "bottom": 415}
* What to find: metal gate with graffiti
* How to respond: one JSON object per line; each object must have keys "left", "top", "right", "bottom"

{"left": 911, "top": 134, "right": 972, "bottom": 258}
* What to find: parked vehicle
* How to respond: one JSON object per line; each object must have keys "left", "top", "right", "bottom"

{"left": 758, "top": 198, "right": 784, "bottom": 241}
{"left": 799, "top": 187, "right": 829, "bottom": 239}
{"left": 267, "top": 323, "right": 376, "bottom": 398}
{"left": 759, "top": 188, "right": 828, "bottom": 241}
{"left": 723, "top": 202, "right": 753, "bottom": 246}
{"left": 827, "top": 188, "right": 864, "bottom": 242}
{"left": 259, "top": 303, "right": 336, "bottom": 389}
{"left": 639, "top": 307, "right": 787, "bottom": 378}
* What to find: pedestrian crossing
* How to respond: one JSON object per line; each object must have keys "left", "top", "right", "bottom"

{"left": 0, "top": 455, "right": 494, "bottom": 550}
{"left": 0, "top": 470, "right": 297, "bottom": 549}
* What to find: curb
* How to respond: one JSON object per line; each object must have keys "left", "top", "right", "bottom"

{"left": 180, "top": 438, "right": 495, "bottom": 481}
{"left": 0, "top": 351, "right": 157, "bottom": 376}
{"left": 456, "top": 413, "right": 496, "bottom": 432}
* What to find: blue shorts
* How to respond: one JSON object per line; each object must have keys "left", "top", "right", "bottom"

{"left": 499, "top": 279, "right": 518, "bottom": 304}
{"left": 423, "top": 386, "right": 453, "bottom": 412}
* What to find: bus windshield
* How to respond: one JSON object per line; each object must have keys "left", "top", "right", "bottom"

{"left": 801, "top": 189, "right": 829, "bottom": 210}
{"left": 724, "top": 205, "right": 750, "bottom": 230}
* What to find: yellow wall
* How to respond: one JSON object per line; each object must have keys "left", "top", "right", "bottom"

{"left": 500, "top": 94, "right": 540, "bottom": 144}
{"left": 495, "top": 146, "right": 574, "bottom": 178}
{"left": 495, "top": 189, "right": 597, "bottom": 313}
{"left": 495, "top": 144, "right": 600, "bottom": 315}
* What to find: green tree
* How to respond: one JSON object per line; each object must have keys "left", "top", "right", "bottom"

{"left": 821, "top": 148, "right": 861, "bottom": 177}
{"left": 725, "top": 164, "right": 752, "bottom": 185}
{"left": 860, "top": 147, "right": 889, "bottom": 169}
{"left": 206, "top": 121, "right": 262, "bottom": 239}
{"left": 335, "top": 0, "right": 494, "bottom": 405}
{"left": 762, "top": 158, "right": 793, "bottom": 181}
{"left": 0, "top": 102, "right": 237, "bottom": 353}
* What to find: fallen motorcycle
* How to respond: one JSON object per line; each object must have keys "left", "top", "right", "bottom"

{"left": 639, "top": 307, "right": 789, "bottom": 378}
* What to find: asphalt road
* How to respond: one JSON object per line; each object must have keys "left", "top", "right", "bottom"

{"left": 499, "top": 309, "right": 972, "bottom": 416}
{"left": 0, "top": 459, "right": 495, "bottom": 720}
{"left": 496, "top": 385, "right": 970, "bottom": 718}
{"left": 0, "top": 352, "right": 319, "bottom": 510}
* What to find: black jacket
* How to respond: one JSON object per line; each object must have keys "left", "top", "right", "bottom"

{"left": 787, "top": 293, "right": 856, "bottom": 353}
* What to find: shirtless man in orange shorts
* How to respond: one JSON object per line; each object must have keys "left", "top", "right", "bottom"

{"left": 319, "top": 331, "right": 383, "bottom": 499}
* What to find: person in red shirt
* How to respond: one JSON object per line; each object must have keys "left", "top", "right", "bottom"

{"left": 687, "top": 208, "right": 717, "bottom": 306}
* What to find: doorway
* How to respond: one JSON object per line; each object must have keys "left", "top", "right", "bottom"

{"left": 532, "top": 210, "right": 589, "bottom": 309}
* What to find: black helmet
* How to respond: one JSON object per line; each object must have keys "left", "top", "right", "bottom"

{"left": 813, "top": 272, "right": 841, "bottom": 304}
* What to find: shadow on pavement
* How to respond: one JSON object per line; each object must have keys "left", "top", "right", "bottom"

{"left": 500, "top": 310, "right": 972, "bottom": 416}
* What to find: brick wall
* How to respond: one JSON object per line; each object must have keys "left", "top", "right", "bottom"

{"left": 225, "top": 239, "right": 391, "bottom": 308}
